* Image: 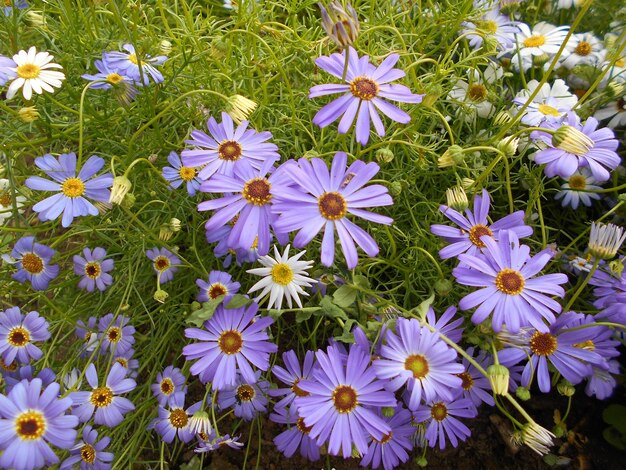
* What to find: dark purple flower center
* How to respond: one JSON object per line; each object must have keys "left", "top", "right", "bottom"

{"left": 85, "top": 261, "right": 101, "bottom": 279}
{"left": 237, "top": 384, "right": 255, "bottom": 402}
{"left": 529, "top": 332, "right": 557, "bottom": 356}
{"left": 296, "top": 417, "right": 313, "bottom": 434}
{"left": 242, "top": 178, "right": 272, "bottom": 206}
{"left": 495, "top": 269, "right": 525, "bottom": 295}
{"left": 318, "top": 192, "right": 347, "bottom": 220}
{"left": 405, "top": 354, "right": 429, "bottom": 379}
{"left": 457, "top": 371, "right": 474, "bottom": 391}
{"left": 15, "top": 411, "right": 46, "bottom": 440}
{"left": 8, "top": 327, "right": 30, "bottom": 347}
{"left": 21, "top": 252, "right": 44, "bottom": 274}
{"left": 218, "top": 140, "right": 243, "bottom": 161}
{"left": 350, "top": 76, "right": 378, "bottom": 101}
{"left": 208, "top": 283, "right": 227, "bottom": 299}
{"left": 430, "top": 402, "right": 448, "bottom": 422}
{"left": 179, "top": 166, "right": 197, "bottom": 182}
{"left": 218, "top": 329, "right": 243, "bottom": 354}
{"left": 154, "top": 256, "right": 171, "bottom": 272}
{"left": 332, "top": 385, "right": 358, "bottom": 413}
{"left": 291, "top": 378, "right": 310, "bottom": 397}
{"left": 468, "top": 224, "right": 493, "bottom": 247}
{"left": 160, "top": 378, "right": 174, "bottom": 395}
{"left": 80, "top": 444, "right": 96, "bottom": 463}
{"left": 575, "top": 41, "right": 592, "bottom": 56}
{"left": 169, "top": 408, "right": 188, "bottom": 428}
{"left": 90, "top": 386, "right": 113, "bottom": 408}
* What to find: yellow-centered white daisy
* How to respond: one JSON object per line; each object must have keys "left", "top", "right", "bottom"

{"left": 246, "top": 244, "right": 316, "bottom": 310}
{"left": 7, "top": 46, "right": 65, "bottom": 100}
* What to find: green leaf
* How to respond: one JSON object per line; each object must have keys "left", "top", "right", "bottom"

{"left": 353, "top": 275, "right": 370, "bottom": 290}
{"left": 185, "top": 297, "right": 223, "bottom": 327}
{"left": 319, "top": 296, "right": 348, "bottom": 320}
{"left": 225, "top": 294, "right": 252, "bottom": 309}
{"left": 333, "top": 285, "right": 358, "bottom": 308}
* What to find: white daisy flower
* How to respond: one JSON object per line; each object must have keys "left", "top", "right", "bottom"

{"left": 6, "top": 46, "right": 65, "bottom": 100}
{"left": 448, "top": 62, "right": 503, "bottom": 119}
{"left": 509, "top": 22, "right": 570, "bottom": 71}
{"left": 594, "top": 96, "right": 626, "bottom": 128}
{"left": 555, "top": 168, "right": 602, "bottom": 210}
{"left": 0, "top": 179, "right": 26, "bottom": 224}
{"left": 513, "top": 79, "right": 578, "bottom": 126}
{"left": 246, "top": 244, "right": 316, "bottom": 310}
{"left": 562, "top": 32, "right": 606, "bottom": 69}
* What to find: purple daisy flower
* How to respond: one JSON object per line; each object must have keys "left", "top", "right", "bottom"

{"left": 0, "top": 54, "right": 17, "bottom": 85}
{"left": 0, "top": 379, "right": 78, "bottom": 470}
{"left": 412, "top": 397, "right": 477, "bottom": 450}
{"left": 309, "top": 47, "right": 423, "bottom": 145}
{"left": 456, "top": 347, "right": 495, "bottom": 407}
{"left": 430, "top": 189, "right": 533, "bottom": 260}
{"left": 4, "top": 365, "right": 56, "bottom": 393}
{"left": 98, "top": 313, "right": 135, "bottom": 356}
{"left": 498, "top": 312, "right": 606, "bottom": 393}
{"left": 7, "top": 235, "right": 59, "bottom": 290}
{"left": 269, "top": 349, "right": 317, "bottom": 412}
{"left": 270, "top": 406, "right": 321, "bottom": 461}
{"left": 60, "top": 425, "right": 114, "bottom": 470}
{"left": 152, "top": 365, "right": 187, "bottom": 406}
{"left": 196, "top": 270, "right": 240, "bottom": 302}
{"left": 73, "top": 247, "right": 114, "bottom": 292}
{"left": 453, "top": 230, "right": 568, "bottom": 333}
{"left": 182, "top": 302, "right": 277, "bottom": 390}
{"left": 294, "top": 344, "right": 397, "bottom": 459}
{"left": 162, "top": 151, "right": 202, "bottom": 196}
{"left": 219, "top": 371, "right": 269, "bottom": 421}
{"left": 103, "top": 44, "right": 166, "bottom": 85}
{"left": 71, "top": 363, "right": 136, "bottom": 427}
{"left": 273, "top": 152, "right": 393, "bottom": 268}
{"left": 424, "top": 306, "right": 464, "bottom": 344}
{"left": 25, "top": 153, "right": 113, "bottom": 227}
{"left": 360, "top": 406, "right": 414, "bottom": 470}
{"left": 182, "top": 112, "right": 280, "bottom": 180}
{"left": 0, "top": 307, "right": 50, "bottom": 366}
{"left": 148, "top": 392, "right": 199, "bottom": 444}
{"left": 531, "top": 114, "right": 621, "bottom": 181}
{"left": 373, "top": 317, "right": 464, "bottom": 410}
{"left": 146, "top": 247, "right": 180, "bottom": 284}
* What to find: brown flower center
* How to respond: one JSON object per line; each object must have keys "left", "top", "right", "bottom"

{"left": 154, "top": 256, "right": 171, "bottom": 271}
{"left": 318, "top": 191, "right": 347, "bottom": 220}
{"left": 529, "top": 332, "right": 557, "bottom": 356}
{"left": 84, "top": 262, "right": 101, "bottom": 279}
{"left": 208, "top": 283, "right": 227, "bottom": 299}
{"left": 61, "top": 177, "right": 86, "bottom": 198}
{"left": 467, "top": 84, "right": 487, "bottom": 102}
{"left": 495, "top": 268, "right": 525, "bottom": 295}
{"left": 431, "top": 402, "right": 448, "bottom": 422}
{"left": 332, "top": 385, "right": 358, "bottom": 413}
{"left": 575, "top": 41, "right": 592, "bottom": 56}
{"left": 242, "top": 178, "right": 272, "bottom": 206}
{"left": 468, "top": 224, "right": 493, "bottom": 247}
{"left": 296, "top": 417, "right": 313, "bottom": 434}
{"left": 523, "top": 35, "right": 546, "bottom": 48}
{"left": 405, "top": 354, "right": 430, "bottom": 379}
{"left": 218, "top": 330, "right": 243, "bottom": 354}
{"left": 160, "top": 378, "right": 174, "bottom": 395}
{"left": 179, "top": 166, "right": 197, "bottom": 182}
{"left": 90, "top": 386, "right": 113, "bottom": 408}
{"left": 457, "top": 371, "right": 474, "bottom": 391}
{"left": 350, "top": 76, "right": 379, "bottom": 101}
{"left": 15, "top": 411, "right": 46, "bottom": 440}
{"left": 568, "top": 175, "right": 586, "bottom": 190}
{"left": 16, "top": 63, "right": 41, "bottom": 79}
{"left": 8, "top": 327, "right": 30, "bottom": 347}
{"left": 237, "top": 384, "right": 255, "bottom": 402}
{"left": 21, "top": 253, "right": 44, "bottom": 274}
{"left": 218, "top": 140, "right": 243, "bottom": 161}
{"left": 169, "top": 408, "right": 188, "bottom": 428}
{"left": 80, "top": 444, "right": 96, "bottom": 463}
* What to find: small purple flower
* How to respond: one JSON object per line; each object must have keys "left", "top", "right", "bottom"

{"left": 531, "top": 114, "right": 621, "bottom": 181}
{"left": 25, "top": 153, "right": 113, "bottom": 227}
{"left": 309, "top": 47, "right": 423, "bottom": 145}
{"left": 146, "top": 247, "right": 180, "bottom": 283}
{"left": 60, "top": 425, "right": 114, "bottom": 470}
{"left": 360, "top": 406, "right": 414, "bottom": 470}
{"left": 0, "top": 306, "right": 50, "bottom": 366}
{"left": 71, "top": 363, "right": 136, "bottom": 427}
{"left": 182, "top": 302, "right": 278, "bottom": 390}
{"left": 152, "top": 365, "right": 187, "bottom": 406}
{"left": 182, "top": 112, "right": 280, "bottom": 180}
{"left": 0, "top": 379, "right": 78, "bottom": 469}
{"left": 7, "top": 235, "right": 59, "bottom": 290}
{"left": 98, "top": 313, "right": 135, "bottom": 356}
{"left": 294, "top": 344, "right": 397, "bottom": 459}
{"left": 412, "top": 397, "right": 477, "bottom": 450}
{"left": 273, "top": 152, "right": 393, "bottom": 269}
{"left": 162, "top": 151, "right": 202, "bottom": 196}
{"left": 219, "top": 371, "right": 269, "bottom": 421}
{"left": 0, "top": 54, "right": 17, "bottom": 85}
{"left": 73, "top": 247, "right": 114, "bottom": 292}
{"left": 149, "top": 392, "right": 198, "bottom": 444}
{"left": 453, "top": 230, "right": 568, "bottom": 333}
{"left": 269, "top": 349, "right": 317, "bottom": 412}
{"left": 430, "top": 189, "right": 533, "bottom": 260}
{"left": 373, "top": 318, "right": 463, "bottom": 410}
{"left": 103, "top": 44, "right": 166, "bottom": 85}
{"left": 4, "top": 365, "right": 56, "bottom": 393}
{"left": 196, "top": 270, "right": 240, "bottom": 302}
{"left": 270, "top": 406, "right": 320, "bottom": 461}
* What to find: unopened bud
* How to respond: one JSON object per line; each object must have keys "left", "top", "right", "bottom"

{"left": 487, "top": 364, "right": 510, "bottom": 395}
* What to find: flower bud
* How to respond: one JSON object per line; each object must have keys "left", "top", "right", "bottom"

{"left": 109, "top": 175, "right": 132, "bottom": 205}
{"left": 487, "top": 364, "right": 510, "bottom": 395}
{"left": 376, "top": 147, "right": 394, "bottom": 163}
{"left": 18, "top": 106, "right": 40, "bottom": 123}
{"left": 319, "top": 1, "right": 360, "bottom": 48}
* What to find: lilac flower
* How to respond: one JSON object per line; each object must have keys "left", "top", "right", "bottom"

{"left": 461, "top": 7, "right": 520, "bottom": 51}
{"left": 182, "top": 302, "right": 277, "bottom": 389}
{"left": 456, "top": 347, "right": 495, "bottom": 407}
{"left": 0, "top": 379, "right": 78, "bottom": 469}
{"left": 25, "top": 153, "right": 113, "bottom": 227}
{"left": 498, "top": 312, "right": 605, "bottom": 393}
{"left": 453, "top": 230, "right": 568, "bottom": 333}
{"left": 196, "top": 271, "right": 240, "bottom": 302}
{"left": 0, "top": 306, "right": 50, "bottom": 365}
{"left": 73, "top": 247, "right": 114, "bottom": 292}
{"left": 149, "top": 392, "right": 198, "bottom": 444}
{"left": 273, "top": 152, "right": 393, "bottom": 268}
{"left": 373, "top": 318, "right": 463, "bottom": 410}
{"left": 0, "top": 54, "right": 17, "bottom": 85}
{"left": 531, "top": 114, "right": 620, "bottom": 181}
{"left": 425, "top": 306, "right": 464, "bottom": 344}
{"left": 162, "top": 151, "right": 201, "bottom": 196}
{"left": 103, "top": 44, "right": 166, "bottom": 85}
{"left": 412, "top": 397, "right": 477, "bottom": 450}
{"left": 270, "top": 406, "right": 320, "bottom": 461}
{"left": 6, "top": 235, "right": 59, "bottom": 290}
{"left": 294, "top": 344, "right": 397, "bottom": 459}
{"left": 60, "top": 425, "right": 114, "bottom": 470}
{"left": 82, "top": 58, "right": 138, "bottom": 103}
{"left": 4, "top": 365, "right": 56, "bottom": 393}
{"left": 309, "top": 47, "right": 423, "bottom": 145}
{"left": 182, "top": 112, "right": 280, "bottom": 180}
{"left": 152, "top": 366, "right": 187, "bottom": 406}
{"left": 430, "top": 189, "right": 533, "bottom": 260}
{"left": 360, "top": 406, "right": 414, "bottom": 470}
{"left": 146, "top": 247, "right": 180, "bottom": 283}
{"left": 71, "top": 363, "right": 136, "bottom": 427}
{"left": 195, "top": 431, "right": 244, "bottom": 453}
{"left": 269, "top": 349, "right": 317, "bottom": 411}
{"left": 98, "top": 313, "right": 135, "bottom": 356}
{"left": 219, "top": 371, "right": 269, "bottom": 421}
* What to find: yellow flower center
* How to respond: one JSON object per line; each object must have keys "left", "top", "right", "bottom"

{"left": 318, "top": 191, "right": 347, "bottom": 220}
{"left": 568, "top": 175, "right": 587, "bottom": 190}
{"left": 218, "top": 329, "right": 243, "bottom": 354}
{"left": 90, "top": 386, "right": 113, "bottom": 408}
{"left": 61, "top": 177, "right": 86, "bottom": 198}
{"left": 271, "top": 263, "right": 294, "bottom": 286}
{"left": 430, "top": 402, "right": 448, "bottom": 422}
{"left": 84, "top": 261, "right": 101, "bottom": 279}
{"left": 179, "top": 166, "right": 196, "bottom": 182}
{"left": 218, "top": 140, "right": 243, "bottom": 161}
{"left": 529, "top": 331, "right": 557, "bottom": 356}
{"left": 574, "top": 41, "right": 592, "bottom": 56}
{"left": 8, "top": 327, "right": 30, "bottom": 347}
{"left": 106, "top": 73, "right": 124, "bottom": 85}
{"left": 169, "top": 408, "right": 188, "bottom": 428}
{"left": 495, "top": 268, "right": 525, "bottom": 295}
{"left": 523, "top": 35, "right": 546, "bottom": 48}
{"left": 332, "top": 385, "right": 358, "bottom": 413}
{"left": 154, "top": 256, "right": 171, "bottom": 272}
{"left": 350, "top": 76, "right": 379, "bottom": 101}
{"left": 405, "top": 354, "right": 430, "bottom": 379}
{"left": 21, "top": 253, "right": 44, "bottom": 274}
{"left": 467, "top": 84, "right": 487, "bottom": 102}
{"left": 16, "top": 63, "right": 41, "bottom": 80}
{"left": 160, "top": 378, "right": 174, "bottom": 395}
{"left": 468, "top": 224, "right": 493, "bottom": 248}
{"left": 80, "top": 444, "right": 96, "bottom": 464}
{"left": 537, "top": 103, "right": 560, "bottom": 116}
{"left": 208, "top": 283, "right": 227, "bottom": 299}
{"left": 15, "top": 411, "right": 46, "bottom": 441}
{"left": 237, "top": 384, "right": 256, "bottom": 402}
